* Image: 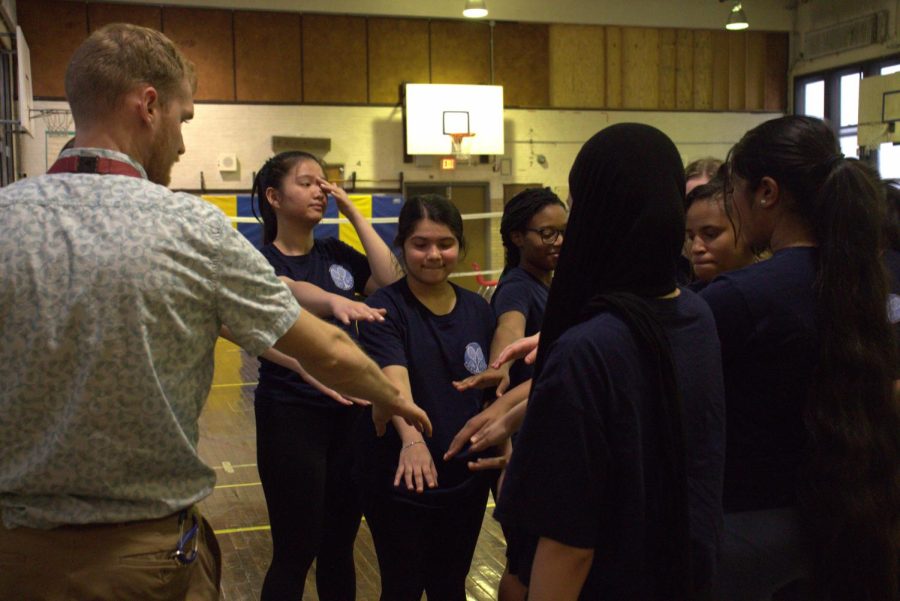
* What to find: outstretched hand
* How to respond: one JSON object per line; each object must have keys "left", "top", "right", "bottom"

{"left": 444, "top": 401, "right": 504, "bottom": 461}
{"left": 296, "top": 364, "right": 371, "bottom": 407}
{"left": 372, "top": 396, "right": 432, "bottom": 438}
{"left": 492, "top": 333, "right": 540, "bottom": 369}
{"left": 330, "top": 295, "right": 386, "bottom": 325}
{"left": 452, "top": 367, "right": 511, "bottom": 396}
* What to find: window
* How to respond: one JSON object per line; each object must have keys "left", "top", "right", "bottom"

{"left": 795, "top": 56, "right": 900, "bottom": 176}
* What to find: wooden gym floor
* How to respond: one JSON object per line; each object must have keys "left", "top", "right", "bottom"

{"left": 198, "top": 339, "right": 506, "bottom": 600}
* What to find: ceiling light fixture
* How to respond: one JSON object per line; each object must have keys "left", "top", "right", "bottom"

{"left": 463, "top": 0, "right": 488, "bottom": 19}
{"left": 725, "top": 2, "right": 749, "bottom": 30}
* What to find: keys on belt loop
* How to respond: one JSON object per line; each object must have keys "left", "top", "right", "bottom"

{"left": 172, "top": 509, "right": 200, "bottom": 565}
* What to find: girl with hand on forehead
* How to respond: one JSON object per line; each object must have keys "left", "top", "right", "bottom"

{"left": 250, "top": 151, "right": 402, "bottom": 601}
{"left": 356, "top": 195, "right": 496, "bottom": 601}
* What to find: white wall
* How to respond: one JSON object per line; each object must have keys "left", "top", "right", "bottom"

{"left": 24, "top": 99, "right": 779, "bottom": 204}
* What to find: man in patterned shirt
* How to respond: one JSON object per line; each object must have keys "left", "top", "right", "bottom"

{"left": 0, "top": 23, "right": 430, "bottom": 600}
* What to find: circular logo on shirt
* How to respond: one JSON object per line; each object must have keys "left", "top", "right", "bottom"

{"left": 889, "top": 294, "right": 900, "bottom": 324}
{"left": 329, "top": 264, "right": 355, "bottom": 291}
{"left": 464, "top": 342, "right": 487, "bottom": 375}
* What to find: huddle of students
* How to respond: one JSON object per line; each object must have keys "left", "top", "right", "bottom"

{"left": 248, "top": 114, "right": 900, "bottom": 601}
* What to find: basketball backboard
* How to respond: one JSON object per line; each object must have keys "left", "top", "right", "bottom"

{"left": 16, "top": 26, "right": 33, "bottom": 136}
{"left": 404, "top": 84, "right": 504, "bottom": 156}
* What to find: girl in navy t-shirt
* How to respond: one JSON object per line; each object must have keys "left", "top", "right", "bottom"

{"left": 495, "top": 124, "right": 726, "bottom": 600}
{"left": 702, "top": 116, "right": 900, "bottom": 601}
{"left": 357, "top": 195, "right": 496, "bottom": 601}
{"left": 250, "top": 151, "right": 401, "bottom": 601}
{"left": 455, "top": 187, "right": 566, "bottom": 395}
{"left": 452, "top": 187, "right": 567, "bottom": 600}
{"left": 684, "top": 178, "right": 754, "bottom": 292}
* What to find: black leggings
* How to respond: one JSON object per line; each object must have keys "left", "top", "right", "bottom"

{"left": 362, "top": 480, "right": 489, "bottom": 601}
{"left": 256, "top": 401, "right": 362, "bottom": 601}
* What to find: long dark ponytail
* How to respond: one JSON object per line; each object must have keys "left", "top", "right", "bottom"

{"left": 728, "top": 115, "right": 900, "bottom": 601}
{"left": 251, "top": 151, "right": 324, "bottom": 245}
{"left": 500, "top": 187, "right": 566, "bottom": 276}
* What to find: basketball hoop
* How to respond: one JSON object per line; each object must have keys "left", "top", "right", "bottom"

{"left": 449, "top": 132, "right": 476, "bottom": 159}
{"left": 31, "top": 109, "right": 73, "bottom": 135}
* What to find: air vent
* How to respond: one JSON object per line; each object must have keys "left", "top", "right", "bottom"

{"left": 802, "top": 12, "right": 886, "bottom": 59}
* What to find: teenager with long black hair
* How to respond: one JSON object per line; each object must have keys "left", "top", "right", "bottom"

{"left": 356, "top": 195, "right": 496, "bottom": 601}
{"left": 703, "top": 115, "right": 900, "bottom": 601}
{"left": 495, "top": 124, "right": 726, "bottom": 601}
{"left": 251, "top": 151, "right": 401, "bottom": 600}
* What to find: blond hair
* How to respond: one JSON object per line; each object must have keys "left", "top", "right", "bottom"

{"left": 684, "top": 157, "right": 722, "bottom": 181}
{"left": 65, "top": 23, "right": 196, "bottom": 125}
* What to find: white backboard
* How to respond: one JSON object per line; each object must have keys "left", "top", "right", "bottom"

{"left": 857, "top": 72, "right": 900, "bottom": 149}
{"left": 405, "top": 84, "right": 504, "bottom": 155}
{"left": 17, "top": 26, "right": 33, "bottom": 136}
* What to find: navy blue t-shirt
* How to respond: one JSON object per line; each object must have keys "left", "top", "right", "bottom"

{"left": 254, "top": 238, "right": 371, "bottom": 409}
{"left": 700, "top": 247, "right": 817, "bottom": 512}
{"left": 495, "top": 289, "right": 725, "bottom": 599}
{"left": 490, "top": 267, "right": 549, "bottom": 388}
{"left": 357, "top": 279, "right": 496, "bottom": 499}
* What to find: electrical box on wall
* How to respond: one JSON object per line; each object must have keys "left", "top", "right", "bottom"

{"left": 217, "top": 153, "right": 238, "bottom": 173}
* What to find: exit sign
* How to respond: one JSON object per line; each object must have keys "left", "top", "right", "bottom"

{"left": 440, "top": 157, "right": 457, "bottom": 170}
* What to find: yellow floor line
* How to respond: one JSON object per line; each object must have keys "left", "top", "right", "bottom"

{"left": 215, "top": 524, "right": 271, "bottom": 535}
{"left": 215, "top": 482, "right": 262, "bottom": 489}
{"left": 211, "top": 381, "right": 258, "bottom": 389}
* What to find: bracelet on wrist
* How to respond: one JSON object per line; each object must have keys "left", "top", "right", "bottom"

{"left": 401, "top": 440, "right": 425, "bottom": 451}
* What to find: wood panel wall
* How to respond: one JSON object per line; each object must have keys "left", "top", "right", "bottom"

{"left": 88, "top": 3, "right": 161, "bottom": 31}
{"left": 430, "top": 21, "right": 491, "bottom": 85}
{"left": 234, "top": 11, "right": 302, "bottom": 103}
{"left": 162, "top": 7, "right": 234, "bottom": 101}
{"left": 302, "top": 15, "right": 367, "bottom": 104}
{"left": 18, "top": 0, "right": 87, "bottom": 99}
{"left": 368, "top": 18, "right": 430, "bottom": 104}
{"left": 19, "top": 0, "right": 789, "bottom": 112}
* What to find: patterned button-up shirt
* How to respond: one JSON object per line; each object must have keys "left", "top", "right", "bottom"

{"left": 0, "top": 148, "right": 300, "bottom": 528}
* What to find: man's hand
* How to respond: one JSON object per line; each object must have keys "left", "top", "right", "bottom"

{"left": 373, "top": 395, "right": 432, "bottom": 438}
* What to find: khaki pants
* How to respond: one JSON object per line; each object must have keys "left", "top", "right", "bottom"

{"left": 0, "top": 508, "right": 221, "bottom": 601}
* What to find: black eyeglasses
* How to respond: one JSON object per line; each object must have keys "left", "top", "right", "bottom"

{"left": 525, "top": 227, "right": 565, "bottom": 244}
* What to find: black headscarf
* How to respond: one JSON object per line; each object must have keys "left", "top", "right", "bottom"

{"left": 535, "top": 123, "right": 695, "bottom": 599}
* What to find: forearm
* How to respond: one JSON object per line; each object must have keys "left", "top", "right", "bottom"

{"left": 528, "top": 537, "right": 594, "bottom": 601}
{"left": 280, "top": 278, "right": 341, "bottom": 318}
{"left": 344, "top": 208, "right": 400, "bottom": 287}
{"left": 393, "top": 415, "right": 425, "bottom": 445}
{"left": 273, "top": 312, "right": 398, "bottom": 404}
{"left": 502, "top": 398, "right": 528, "bottom": 434}
{"left": 494, "top": 379, "right": 531, "bottom": 413}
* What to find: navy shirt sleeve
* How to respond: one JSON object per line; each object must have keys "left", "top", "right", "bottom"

{"left": 491, "top": 279, "right": 533, "bottom": 319}
{"left": 358, "top": 290, "right": 407, "bottom": 368}
{"left": 497, "top": 331, "right": 611, "bottom": 549}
